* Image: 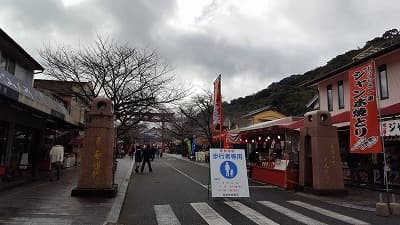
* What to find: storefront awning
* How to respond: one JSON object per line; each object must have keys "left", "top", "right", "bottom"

{"left": 239, "top": 117, "right": 302, "bottom": 132}
{"left": 0, "top": 69, "right": 78, "bottom": 126}
{"left": 381, "top": 102, "right": 400, "bottom": 116}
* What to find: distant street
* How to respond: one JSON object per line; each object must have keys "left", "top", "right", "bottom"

{"left": 119, "top": 154, "right": 398, "bottom": 225}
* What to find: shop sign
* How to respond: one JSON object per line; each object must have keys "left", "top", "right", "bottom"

{"left": 210, "top": 148, "right": 249, "bottom": 198}
{"left": 348, "top": 61, "right": 382, "bottom": 153}
{"left": 0, "top": 83, "right": 19, "bottom": 100}
{"left": 381, "top": 119, "right": 400, "bottom": 136}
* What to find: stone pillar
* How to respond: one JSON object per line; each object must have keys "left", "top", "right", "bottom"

{"left": 72, "top": 97, "right": 117, "bottom": 197}
{"left": 299, "top": 110, "right": 346, "bottom": 195}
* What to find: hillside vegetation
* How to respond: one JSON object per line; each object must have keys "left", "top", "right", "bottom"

{"left": 224, "top": 29, "right": 400, "bottom": 126}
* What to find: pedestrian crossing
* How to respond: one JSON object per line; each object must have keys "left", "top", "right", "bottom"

{"left": 153, "top": 200, "right": 370, "bottom": 225}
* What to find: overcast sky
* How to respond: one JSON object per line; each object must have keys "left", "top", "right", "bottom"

{"left": 1, "top": 0, "right": 399, "bottom": 102}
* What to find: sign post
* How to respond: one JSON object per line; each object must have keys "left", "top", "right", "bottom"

{"left": 209, "top": 148, "right": 249, "bottom": 198}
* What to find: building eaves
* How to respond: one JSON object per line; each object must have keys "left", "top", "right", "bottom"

{"left": 0, "top": 28, "right": 44, "bottom": 71}
{"left": 241, "top": 105, "right": 273, "bottom": 118}
{"left": 302, "top": 41, "right": 400, "bottom": 87}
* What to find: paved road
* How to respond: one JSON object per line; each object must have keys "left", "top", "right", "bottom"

{"left": 119, "top": 154, "right": 399, "bottom": 225}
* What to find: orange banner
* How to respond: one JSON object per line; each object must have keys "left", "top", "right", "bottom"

{"left": 349, "top": 61, "right": 381, "bottom": 153}
{"left": 212, "top": 75, "right": 223, "bottom": 134}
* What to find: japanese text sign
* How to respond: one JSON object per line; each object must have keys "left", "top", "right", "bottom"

{"left": 348, "top": 61, "right": 381, "bottom": 153}
{"left": 210, "top": 148, "right": 249, "bottom": 198}
{"left": 381, "top": 119, "right": 400, "bottom": 136}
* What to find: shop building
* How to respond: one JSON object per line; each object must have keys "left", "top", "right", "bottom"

{"left": 33, "top": 79, "right": 91, "bottom": 166}
{"left": 0, "top": 28, "right": 80, "bottom": 182}
{"left": 301, "top": 43, "right": 400, "bottom": 188}
{"left": 228, "top": 117, "right": 302, "bottom": 189}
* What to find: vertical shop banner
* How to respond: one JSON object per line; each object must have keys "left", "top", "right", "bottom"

{"left": 349, "top": 61, "right": 382, "bottom": 153}
{"left": 210, "top": 148, "right": 249, "bottom": 198}
{"left": 212, "top": 75, "right": 223, "bottom": 134}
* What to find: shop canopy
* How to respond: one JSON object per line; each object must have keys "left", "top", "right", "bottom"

{"left": 281, "top": 104, "right": 400, "bottom": 131}
{"left": 225, "top": 117, "right": 302, "bottom": 144}
{"left": 0, "top": 69, "right": 78, "bottom": 127}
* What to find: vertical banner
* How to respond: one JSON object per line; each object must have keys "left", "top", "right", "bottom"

{"left": 212, "top": 75, "right": 223, "bottom": 134}
{"left": 349, "top": 61, "right": 382, "bottom": 153}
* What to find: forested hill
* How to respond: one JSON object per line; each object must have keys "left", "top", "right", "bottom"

{"left": 223, "top": 29, "right": 400, "bottom": 125}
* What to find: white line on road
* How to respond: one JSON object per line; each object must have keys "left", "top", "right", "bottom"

{"left": 225, "top": 201, "right": 280, "bottom": 225}
{"left": 154, "top": 204, "right": 181, "bottom": 225}
{"left": 288, "top": 200, "right": 370, "bottom": 225}
{"left": 191, "top": 202, "right": 232, "bottom": 225}
{"left": 257, "top": 201, "right": 327, "bottom": 225}
{"left": 164, "top": 162, "right": 208, "bottom": 189}
{"left": 249, "top": 185, "right": 278, "bottom": 189}
{"left": 295, "top": 192, "right": 375, "bottom": 212}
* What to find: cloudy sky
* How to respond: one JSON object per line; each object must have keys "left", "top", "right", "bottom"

{"left": 1, "top": 0, "right": 399, "bottom": 102}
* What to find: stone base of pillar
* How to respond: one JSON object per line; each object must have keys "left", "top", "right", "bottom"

{"left": 71, "top": 184, "right": 118, "bottom": 198}
{"left": 297, "top": 186, "right": 348, "bottom": 196}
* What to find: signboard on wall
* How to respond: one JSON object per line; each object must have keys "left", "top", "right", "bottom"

{"left": 210, "top": 148, "right": 249, "bottom": 198}
{"left": 381, "top": 119, "right": 400, "bottom": 136}
{"left": 348, "top": 61, "right": 382, "bottom": 153}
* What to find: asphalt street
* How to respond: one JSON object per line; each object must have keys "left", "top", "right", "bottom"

{"left": 118, "top": 154, "right": 399, "bottom": 225}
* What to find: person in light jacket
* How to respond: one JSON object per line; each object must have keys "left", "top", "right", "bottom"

{"left": 49, "top": 144, "right": 64, "bottom": 181}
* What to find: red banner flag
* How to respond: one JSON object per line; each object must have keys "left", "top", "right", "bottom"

{"left": 212, "top": 75, "right": 223, "bottom": 134}
{"left": 349, "top": 61, "right": 381, "bottom": 154}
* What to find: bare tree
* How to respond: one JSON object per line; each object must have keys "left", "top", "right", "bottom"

{"left": 39, "top": 37, "right": 188, "bottom": 137}
{"left": 179, "top": 90, "right": 214, "bottom": 146}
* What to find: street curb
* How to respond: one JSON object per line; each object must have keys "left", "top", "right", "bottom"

{"left": 103, "top": 159, "right": 135, "bottom": 225}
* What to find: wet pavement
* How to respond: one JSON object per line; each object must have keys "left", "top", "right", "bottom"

{"left": 0, "top": 156, "right": 134, "bottom": 225}
{"left": 0, "top": 153, "right": 399, "bottom": 224}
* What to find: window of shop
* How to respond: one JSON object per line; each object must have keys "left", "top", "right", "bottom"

{"left": 378, "top": 64, "right": 389, "bottom": 100}
{"left": 337, "top": 80, "right": 344, "bottom": 109}
{"left": 9, "top": 125, "right": 34, "bottom": 176}
{"left": 327, "top": 85, "right": 333, "bottom": 111}
{"left": 0, "top": 52, "right": 16, "bottom": 75}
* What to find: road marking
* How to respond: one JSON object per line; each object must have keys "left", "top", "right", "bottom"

{"left": 258, "top": 201, "right": 327, "bottom": 225}
{"left": 288, "top": 200, "right": 370, "bottom": 225}
{"left": 104, "top": 159, "right": 135, "bottom": 225}
{"left": 164, "top": 162, "right": 208, "bottom": 189}
{"left": 249, "top": 185, "right": 278, "bottom": 189}
{"left": 295, "top": 192, "right": 375, "bottom": 211}
{"left": 154, "top": 204, "right": 181, "bottom": 225}
{"left": 191, "top": 202, "right": 231, "bottom": 225}
{"left": 225, "top": 201, "right": 280, "bottom": 225}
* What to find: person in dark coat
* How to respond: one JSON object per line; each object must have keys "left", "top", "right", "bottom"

{"left": 134, "top": 147, "right": 143, "bottom": 173}
{"left": 151, "top": 145, "right": 156, "bottom": 161}
{"left": 140, "top": 144, "right": 152, "bottom": 173}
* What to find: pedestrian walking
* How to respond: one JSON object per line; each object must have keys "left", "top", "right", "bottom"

{"left": 140, "top": 144, "right": 152, "bottom": 173}
{"left": 129, "top": 145, "right": 134, "bottom": 160}
{"left": 49, "top": 143, "right": 64, "bottom": 181}
{"left": 151, "top": 145, "right": 156, "bottom": 161}
{"left": 134, "top": 147, "right": 143, "bottom": 173}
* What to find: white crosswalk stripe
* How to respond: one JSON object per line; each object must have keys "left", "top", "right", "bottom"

{"left": 190, "top": 202, "right": 232, "bottom": 225}
{"left": 258, "top": 201, "right": 327, "bottom": 225}
{"left": 288, "top": 200, "right": 370, "bottom": 225}
{"left": 153, "top": 200, "right": 370, "bottom": 225}
{"left": 224, "top": 201, "right": 280, "bottom": 225}
{"left": 154, "top": 204, "right": 181, "bottom": 225}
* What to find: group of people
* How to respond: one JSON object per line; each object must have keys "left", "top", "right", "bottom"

{"left": 128, "top": 144, "right": 162, "bottom": 173}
